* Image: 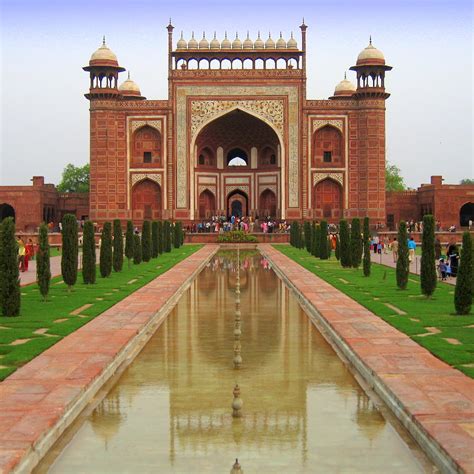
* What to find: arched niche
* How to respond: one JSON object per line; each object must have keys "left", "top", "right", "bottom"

{"left": 312, "top": 125, "right": 344, "bottom": 168}
{"left": 0, "top": 203, "right": 15, "bottom": 222}
{"left": 312, "top": 178, "right": 343, "bottom": 219}
{"left": 132, "top": 125, "right": 162, "bottom": 168}
{"left": 131, "top": 179, "right": 162, "bottom": 221}
{"left": 460, "top": 202, "right": 474, "bottom": 227}
{"left": 259, "top": 189, "right": 277, "bottom": 218}
{"left": 198, "top": 189, "right": 216, "bottom": 219}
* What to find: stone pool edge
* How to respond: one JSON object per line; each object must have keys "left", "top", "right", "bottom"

{"left": 2, "top": 244, "right": 219, "bottom": 474}
{"left": 259, "top": 244, "right": 473, "bottom": 474}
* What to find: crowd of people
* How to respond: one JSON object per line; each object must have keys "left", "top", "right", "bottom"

{"left": 186, "top": 215, "right": 290, "bottom": 234}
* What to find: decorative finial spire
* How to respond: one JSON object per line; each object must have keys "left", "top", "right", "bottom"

{"left": 225, "top": 31, "right": 228, "bottom": 39}
{"left": 369, "top": 35, "right": 372, "bottom": 45}
{"left": 257, "top": 31, "right": 261, "bottom": 38}
{"left": 235, "top": 31, "right": 239, "bottom": 39}
{"left": 102, "top": 35, "right": 106, "bottom": 46}
{"left": 280, "top": 31, "right": 283, "bottom": 38}
{"left": 191, "top": 31, "right": 195, "bottom": 38}
{"left": 214, "top": 31, "right": 217, "bottom": 39}
{"left": 344, "top": 71, "right": 347, "bottom": 80}
{"left": 180, "top": 31, "right": 184, "bottom": 39}
{"left": 202, "top": 31, "right": 206, "bottom": 39}
{"left": 128, "top": 71, "right": 130, "bottom": 80}
{"left": 247, "top": 30, "right": 250, "bottom": 38}
{"left": 268, "top": 31, "right": 271, "bottom": 38}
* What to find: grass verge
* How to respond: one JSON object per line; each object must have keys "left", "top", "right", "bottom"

{"left": 0, "top": 245, "right": 202, "bottom": 381}
{"left": 274, "top": 245, "right": 474, "bottom": 378}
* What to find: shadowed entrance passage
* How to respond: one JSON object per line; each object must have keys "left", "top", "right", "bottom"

{"left": 227, "top": 190, "right": 248, "bottom": 218}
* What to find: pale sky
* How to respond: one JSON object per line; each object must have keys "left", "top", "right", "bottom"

{"left": 0, "top": 0, "right": 472, "bottom": 189}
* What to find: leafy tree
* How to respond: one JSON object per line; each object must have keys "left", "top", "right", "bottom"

{"left": 420, "top": 215, "right": 437, "bottom": 297}
{"left": 163, "top": 221, "right": 172, "bottom": 253}
{"left": 37, "top": 223, "right": 51, "bottom": 301}
{"left": 396, "top": 221, "right": 409, "bottom": 289}
{"left": 335, "top": 234, "right": 340, "bottom": 261}
{"left": 339, "top": 219, "right": 351, "bottom": 268}
{"left": 304, "top": 221, "right": 312, "bottom": 253}
{"left": 0, "top": 217, "right": 20, "bottom": 316}
{"left": 124, "top": 221, "right": 134, "bottom": 268}
{"left": 133, "top": 234, "right": 142, "bottom": 264}
{"left": 61, "top": 214, "right": 78, "bottom": 292}
{"left": 142, "top": 220, "right": 152, "bottom": 262}
{"left": 385, "top": 162, "right": 406, "bottom": 192}
{"left": 151, "top": 221, "right": 159, "bottom": 258}
{"left": 157, "top": 221, "right": 163, "bottom": 254}
{"left": 319, "top": 220, "right": 329, "bottom": 259}
{"left": 99, "top": 222, "right": 112, "bottom": 278}
{"left": 454, "top": 232, "right": 473, "bottom": 315}
{"left": 460, "top": 179, "right": 474, "bottom": 185}
{"left": 363, "top": 217, "right": 371, "bottom": 277}
{"left": 350, "top": 218, "right": 362, "bottom": 268}
{"left": 113, "top": 220, "right": 124, "bottom": 272}
{"left": 82, "top": 220, "right": 96, "bottom": 284}
{"left": 312, "top": 224, "right": 320, "bottom": 257}
{"left": 57, "top": 163, "right": 90, "bottom": 193}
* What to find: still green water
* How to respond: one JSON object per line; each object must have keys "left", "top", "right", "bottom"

{"left": 39, "top": 251, "right": 433, "bottom": 473}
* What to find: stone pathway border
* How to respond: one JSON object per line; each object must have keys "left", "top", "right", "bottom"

{"left": 260, "top": 244, "right": 473, "bottom": 474}
{"left": 0, "top": 244, "right": 219, "bottom": 474}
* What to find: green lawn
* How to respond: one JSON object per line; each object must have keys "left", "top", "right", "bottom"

{"left": 274, "top": 245, "right": 474, "bottom": 378}
{"left": 0, "top": 245, "right": 202, "bottom": 381}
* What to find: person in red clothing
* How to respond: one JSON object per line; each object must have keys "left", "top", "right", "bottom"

{"left": 24, "top": 239, "right": 35, "bottom": 271}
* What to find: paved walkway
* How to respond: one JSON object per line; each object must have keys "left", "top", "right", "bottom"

{"left": 260, "top": 244, "right": 474, "bottom": 473}
{"left": 371, "top": 251, "right": 457, "bottom": 285}
{"left": 0, "top": 245, "right": 218, "bottom": 473}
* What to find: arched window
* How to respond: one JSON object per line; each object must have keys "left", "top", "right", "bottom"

{"left": 197, "top": 147, "right": 215, "bottom": 167}
{"left": 227, "top": 148, "right": 248, "bottom": 167}
{"left": 259, "top": 146, "right": 277, "bottom": 167}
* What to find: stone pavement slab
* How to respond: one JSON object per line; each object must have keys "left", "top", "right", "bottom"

{"left": 0, "top": 244, "right": 218, "bottom": 474}
{"left": 260, "top": 244, "right": 474, "bottom": 474}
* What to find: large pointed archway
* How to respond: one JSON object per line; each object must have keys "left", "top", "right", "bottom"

{"left": 192, "top": 109, "right": 282, "bottom": 220}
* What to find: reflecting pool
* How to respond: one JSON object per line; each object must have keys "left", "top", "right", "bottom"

{"left": 38, "top": 251, "right": 433, "bottom": 473}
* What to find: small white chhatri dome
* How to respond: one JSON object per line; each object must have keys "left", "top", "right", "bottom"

{"left": 357, "top": 37, "right": 385, "bottom": 64}
{"left": 243, "top": 32, "right": 253, "bottom": 49}
{"left": 265, "top": 33, "right": 275, "bottom": 49}
{"left": 276, "top": 32, "right": 286, "bottom": 49}
{"left": 221, "top": 32, "right": 231, "bottom": 49}
{"left": 334, "top": 73, "right": 356, "bottom": 96}
{"left": 254, "top": 31, "right": 264, "bottom": 49}
{"left": 232, "top": 33, "right": 242, "bottom": 49}
{"left": 199, "top": 32, "right": 209, "bottom": 49}
{"left": 188, "top": 32, "right": 198, "bottom": 49}
{"left": 119, "top": 72, "right": 141, "bottom": 96}
{"left": 90, "top": 37, "right": 118, "bottom": 65}
{"left": 176, "top": 31, "right": 187, "bottom": 50}
{"left": 210, "top": 32, "right": 220, "bottom": 50}
{"left": 287, "top": 32, "right": 297, "bottom": 49}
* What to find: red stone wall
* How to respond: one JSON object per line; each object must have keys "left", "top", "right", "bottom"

{"left": 386, "top": 191, "right": 419, "bottom": 229}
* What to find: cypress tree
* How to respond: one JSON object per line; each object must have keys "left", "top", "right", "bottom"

{"left": 157, "top": 221, "right": 163, "bottom": 254}
{"left": 310, "top": 222, "right": 317, "bottom": 256}
{"left": 124, "top": 220, "right": 134, "bottom": 268}
{"left": 151, "top": 221, "right": 159, "bottom": 258}
{"left": 82, "top": 220, "right": 96, "bottom": 284}
{"left": 454, "top": 232, "right": 473, "bottom": 315}
{"left": 0, "top": 217, "right": 20, "bottom": 316}
{"left": 420, "top": 215, "right": 437, "bottom": 297}
{"left": 163, "top": 221, "right": 172, "bottom": 252}
{"left": 319, "top": 220, "right": 329, "bottom": 259}
{"left": 312, "top": 224, "right": 321, "bottom": 257}
{"left": 292, "top": 221, "right": 300, "bottom": 249}
{"left": 142, "top": 220, "right": 152, "bottom": 262}
{"left": 61, "top": 213, "right": 78, "bottom": 292}
{"left": 290, "top": 221, "right": 295, "bottom": 247}
{"left": 327, "top": 236, "right": 332, "bottom": 259}
{"left": 304, "top": 221, "right": 312, "bottom": 253}
{"left": 298, "top": 222, "right": 304, "bottom": 249}
{"left": 339, "top": 219, "right": 351, "bottom": 268}
{"left": 133, "top": 234, "right": 142, "bottom": 264}
{"left": 113, "top": 219, "right": 124, "bottom": 272}
{"left": 335, "top": 234, "right": 340, "bottom": 260}
{"left": 174, "top": 221, "right": 183, "bottom": 248}
{"left": 396, "top": 221, "right": 409, "bottom": 290}
{"left": 363, "top": 217, "right": 371, "bottom": 277}
{"left": 99, "top": 222, "right": 112, "bottom": 278}
{"left": 350, "top": 218, "right": 362, "bottom": 268}
{"left": 37, "top": 223, "right": 51, "bottom": 301}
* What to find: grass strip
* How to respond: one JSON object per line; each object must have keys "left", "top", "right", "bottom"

{"left": 0, "top": 245, "right": 202, "bottom": 381}
{"left": 274, "top": 245, "right": 474, "bottom": 378}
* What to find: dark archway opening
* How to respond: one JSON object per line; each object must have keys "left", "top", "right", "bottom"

{"left": 227, "top": 148, "right": 248, "bottom": 167}
{"left": 0, "top": 203, "right": 15, "bottom": 222}
{"left": 460, "top": 202, "right": 474, "bottom": 227}
{"left": 227, "top": 190, "right": 248, "bottom": 218}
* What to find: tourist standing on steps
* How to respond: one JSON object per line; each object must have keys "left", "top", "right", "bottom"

{"left": 408, "top": 237, "right": 416, "bottom": 262}
{"left": 390, "top": 238, "right": 399, "bottom": 263}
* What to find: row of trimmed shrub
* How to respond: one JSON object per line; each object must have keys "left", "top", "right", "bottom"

{"left": 290, "top": 215, "right": 473, "bottom": 315}
{"left": 0, "top": 217, "right": 184, "bottom": 317}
